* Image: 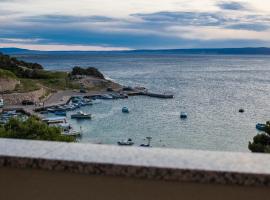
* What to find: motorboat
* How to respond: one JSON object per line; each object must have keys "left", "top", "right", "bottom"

{"left": 100, "top": 94, "right": 113, "bottom": 100}
{"left": 122, "top": 107, "right": 129, "bottom": 113}
{"left": 256, "top": 123, "right": 267, "bottom": 131}
{"left": 140, "top": 137, "right": 152, "bottom": 147}
{"left": 54, "top": 111, "right": 67, "bottom": 116}
{"left": 118, "top": 138, "right": 134, "bottom": 146}
{"left": 0, "top": 98, "right": 4, "bottom": 108}
{"left": 42, "top": 117, "right": 67, "bottom": 124}
{"left": 180, "top": 112, "right": 188, "bottom": 119}
{"left": 62, "top": 130, "right": 81, "bottom": 137}
{"left": 47, "top": 108, "right": 56, "bottom": 113}
{"left": 71, "top": 111, "right": 92, "bottom": 119}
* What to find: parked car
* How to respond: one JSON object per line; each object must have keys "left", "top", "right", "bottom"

{"left": 22, "top": 100, "right": 34, "bottom": 105}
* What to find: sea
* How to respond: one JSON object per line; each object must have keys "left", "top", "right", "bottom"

{"left": 15, "top": 52, "right": 270, "bottom": 152}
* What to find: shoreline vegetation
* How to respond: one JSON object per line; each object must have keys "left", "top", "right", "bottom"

{"left": 0, "top": 117, "right": 75, "bottom": 142}
{"left": 249, "top": 122, "right": 270, "bottom": 153}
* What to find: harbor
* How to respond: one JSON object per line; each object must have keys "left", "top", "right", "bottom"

{"left": 0, "top": 86, "right": 176, "bottom": 145}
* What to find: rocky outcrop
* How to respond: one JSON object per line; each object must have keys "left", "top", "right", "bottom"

{"left": 0, "top": 78, "right": 20, "bottom": 93}
{"left": 76, "top": 77, "right": 122, "bottom": 91}
{"left": 2, "top": 88, "right": 46, "bottom": 105}
{"left": 71, "top": 67, "right": 105, "bottom": 79}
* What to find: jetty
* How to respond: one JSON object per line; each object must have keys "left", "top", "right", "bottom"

{"left": 126, "top": 91, "right": 174, "bottom": 99}
{"left": 143, "top": 92, "right": 174, "bottom": 99}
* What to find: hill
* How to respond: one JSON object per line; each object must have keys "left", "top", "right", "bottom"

{"left": 1, "top": 47, "right": 270, "bottom": 55}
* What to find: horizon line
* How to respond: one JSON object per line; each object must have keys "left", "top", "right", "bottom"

{"left": 1, "top": 46, "right": 270, "bottom": 52}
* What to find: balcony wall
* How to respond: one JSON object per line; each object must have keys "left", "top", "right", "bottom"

{"left": 0, "top": 139, "right": 270, "bottom": 200}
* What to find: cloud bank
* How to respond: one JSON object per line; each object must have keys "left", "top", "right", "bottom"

{"left": 0, "top": 0, "right": 270, "bottom": 50}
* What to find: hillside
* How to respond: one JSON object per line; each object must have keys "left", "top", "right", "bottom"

{"left": 2, "top": 47, "right": 270, "bottom": 55}
{"left": 0, "top": 69, "right": 20, "bottom": 93}
{"left": 0, "top": 52, "right": 121, "bottom": 98}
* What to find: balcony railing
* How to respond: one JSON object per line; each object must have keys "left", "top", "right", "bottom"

{"left": 0, "top": 138, "right": 270, "bottom": 200}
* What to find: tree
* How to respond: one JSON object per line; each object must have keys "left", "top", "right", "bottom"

{"left": 249, "top": 125, "right": 270, "bottom": 153}
{"left": 0, "top": 117, "right": 75, "bottom": 142}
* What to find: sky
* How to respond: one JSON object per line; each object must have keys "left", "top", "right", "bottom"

{"left": 0, "top": 0, "right": 270, "bottom": 50}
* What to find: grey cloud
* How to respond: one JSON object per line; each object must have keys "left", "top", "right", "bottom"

{"left": 226, "top": 23, "right": 269, "bottom": 31}
{"left": 217, "top": 1, "right": 246, "bottom": 10}
{"left": 22, "top": 15, "right": 114, "bottom": 23}
{"left": 132, "top": 12, "right": 235, "bottom": 26}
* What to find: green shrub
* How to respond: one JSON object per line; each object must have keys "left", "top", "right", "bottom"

{"left": 0, "top": 117, "right": 75, "bottom": 142}
{"left": 0, "top": 69, "right": 17, "bottom": 79}
{"left": 249, "top": 126, "right": 270, "bottom": 153}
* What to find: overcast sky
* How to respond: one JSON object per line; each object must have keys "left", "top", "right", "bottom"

{"left": 0, "top": 0, "right": 270, "bottom": 50}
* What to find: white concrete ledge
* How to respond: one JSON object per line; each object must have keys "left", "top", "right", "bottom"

{"left": 0, "top": 139, "right": 270, "bottom": 186}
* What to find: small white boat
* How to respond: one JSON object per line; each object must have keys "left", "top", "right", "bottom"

{"left": 180, "top": 112, "right": 188, "bottom": 119}
{"left": 118, "top": 138, "right": 134, "bottom": 146}
{"left": 71, "top": 111, "right": 92, "bottom": 119}
{"left": 140, "top": 137, "right": 152, "bottom": 147}
{"left": 122, "top": 107, "right": 129, "bottom": 113}
{"left": 43, "top": 117, "right": 67, "bottom": 124}
{"left": 62, "top": 130, "right": 81, "bottom": 137}
{"left": 0, "top": 98, "right": 4, "bottom": 108}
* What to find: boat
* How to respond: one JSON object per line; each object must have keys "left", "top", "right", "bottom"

{"left": 100, "top": 94, "right": 113, "bottom": 100}
{"left": 140, "top": 137, "right": 152, "bottom": 147}
{"left": 91, "top": 99, "right": 101, "bottom": 104}
{"left": 122, "top": 107, "right": 129, "bottom": 113}
{"left": 54, "top": 111, "right": 67, "bottom": 116}
{"left": 47, "top": 108, "right": 56, "bottom": 113}
{"left": 6, "top": 110, "right": 17, "bottom": 116}
{"left": 180, "top": 112, "right": 188, "bottom": 119}
{"left": 0, "top": 98, "right": 4, "bottom": 108}
{"left": 71, "top": 111, "right": 92, "bottom": 119}
{"left": 40, "top": 111, "right": 49, "bottom": 114}
{"left": 42, "top": 117, "right": 67, "bottom": 124}
{"left": 62, "top": 130, "right": 81, "bottom": 137}
{"left": 117, "top": 138, "right": 134, "bottom": 146}
{"left": 256, "top": 123, "right": 267, "bottom": 131}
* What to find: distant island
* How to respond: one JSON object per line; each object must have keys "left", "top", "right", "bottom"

{"left": 1, "top": 47, "right": 270, "bottom": 55}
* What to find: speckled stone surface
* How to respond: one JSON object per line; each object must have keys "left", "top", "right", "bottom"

{"left": 1, "top": 139, "right": 270, "bottom": 186}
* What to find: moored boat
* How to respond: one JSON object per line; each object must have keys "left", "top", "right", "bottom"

{"left": 122, "top": 107, "right": 129, "bottom": 113}
{"left": 0, "top": 98, "right": 4, "bottom": 108}
{"left": 180, "top": 112, "right": 188, "bottom": 119}
{"left": 42, "top": 117, "right": 67, "bottom": 124}
{"left": 62, "top": 130, "right": 81, "bottom": 137}
{"left": 256, "top": 123, "right": 267, "bottom": 131}
{"left": 54, "top": 111, "right": 67, "bottom": 116}
{"left": 140, "top": 137, "right": 152, "bottom": 147}
{"left": 117, "top": 138, "right": 134, "bottom": 146}
{"left": 71, "top": 111, "right": 92, "bottom": 119}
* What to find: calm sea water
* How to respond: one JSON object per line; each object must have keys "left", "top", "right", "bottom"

{"left": 16, "top": 53, "right": 270, "bottom": 152}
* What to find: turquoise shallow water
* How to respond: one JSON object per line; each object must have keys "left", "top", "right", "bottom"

{"left": 17, "top": 53, "right": 270, "bottom": 152}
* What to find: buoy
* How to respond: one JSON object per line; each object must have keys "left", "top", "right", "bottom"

{"left": 239, "top": 109, "right": 245, "bottom": 113}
